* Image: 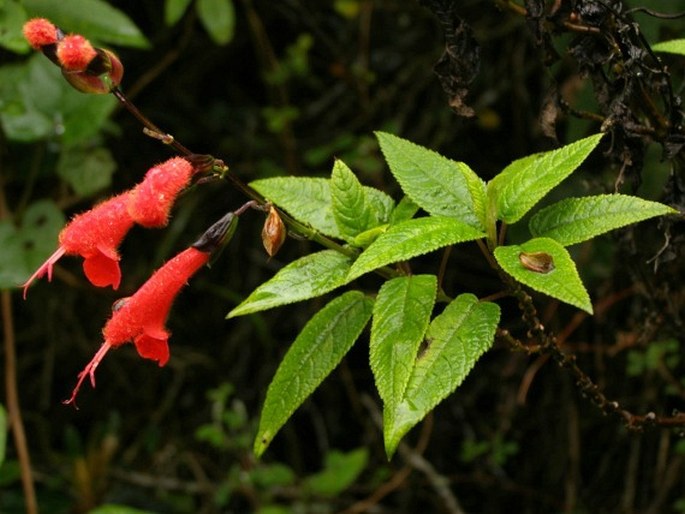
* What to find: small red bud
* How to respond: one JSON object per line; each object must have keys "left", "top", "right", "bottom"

{"left": 23, "top": 18, "right": 59, "bottom": 49}
{"left": 261, "top": 205, "right": 286, "bottom": 257}
{"left": 57, "top": 34, "right": 97, "bottom": 72}
{"left": 62, "top": 48, "right": 124, "bottom": 94}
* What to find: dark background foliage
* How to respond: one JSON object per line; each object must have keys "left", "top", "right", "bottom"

{"left": 1, "top": 1, "right": 685, "bottom": 513}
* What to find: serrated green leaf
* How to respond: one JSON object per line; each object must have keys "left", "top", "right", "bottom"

{"left": 370, "top": 275, "right": 436, "bottom": 412}
{"left": 487, "top": 133, "right": 604, "bottom": 224}
{"left": 494, "top": 237, "right": 592, "bottom": 313}
{"left": 384, "top": 294, "right": 500, "bottom": 456}
{"left": 228, "top": 250, "right": 353, "bottom": 317}
{"left": 331, "top": 159, "right": 374, "bottom": 240}
{"left": 57, "top": 146, "right": 116, "bottom": 197}
{"left": 165, "top": 0, "right": 194, "bottom": 25}
{"left": 529, "top": 194, "right": 677, "bottom": 246}
{"left": 347, "top": 216, "right": 485, "bottom": 281}
{"left": 197, "top": 0, "right": 235, "bottom": 46}
{"left": 375, "top": 131, "right": 484, "bottom": 229}
{"left": 254, "top": 291, "right": 374, "bottom": 456}
{"left": 250, "top": 177, "right": 393, "bottom": 240}
{"left": 652, "top": 39, "right": 685, "bottom": 55}
{"left": 390, "top": 196, "right": 420, "bottom": 224}
{"left": 251, "top": 177, "right": 341, "bottom": 237}
{"left": 24, "top": 0, "right": 149, "bottom": 48}
{"left": 304, "top": 448, "right": 368, "bottom": 497}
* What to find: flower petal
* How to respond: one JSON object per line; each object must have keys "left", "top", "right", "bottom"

{"left": 83, "top": 251, "right": 121, "bottom": 289}
{"left": 134, "top": 334, "right": 170, "bottom": 366}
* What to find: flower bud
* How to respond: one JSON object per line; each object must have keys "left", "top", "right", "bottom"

{"left": 61, "top": 48, "right": 124, "bottom": 94}
{"left": 57, "top": 34, "right": 97, "bottom": 71}
{"left": 127, "top": 157, "right": 195, "bottom": 228}
{"left": 23, "top": 18, "right": 63, "bottom": 66}
{"left": 261, "top": 205, "right": 286, "bottom": 257}
{"left": 192, "top": 212, "right": 238, "bottom": 256}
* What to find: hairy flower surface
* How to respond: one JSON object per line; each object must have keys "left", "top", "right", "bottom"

{"left": 128, "top": 157, "right": 195, "bottom": 227}
{"left": 22, "top": 18, "right": 59, "bottom": 49}
{"left": 56, "top": 34, "right": 97, "bottom": 71}
{"left": 23, "top": 17, "right": 123, "bottom": 93}
{"left": 64, "top": 247, "right": 210, "bottom": 405}
{"left": 22, "top": 193, "right": 134, "bottom": 298}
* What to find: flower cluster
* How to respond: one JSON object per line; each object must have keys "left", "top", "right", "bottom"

{"left": 19, "top": 151, "right": 230, "bottom": 405}
{"left": 23, "top": 18, "right": 123, "bottom": 93}
{"left": 21, "top": 18, "right": 242, "bottom": 406}
{"left": 62, "top": 212, "right": 237, "bottom": 406}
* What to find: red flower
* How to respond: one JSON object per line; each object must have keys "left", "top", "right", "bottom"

{"left": 56, "top": 34, "right": 97, "bottom": 72}
{"left": 63, "top": 247, "right": 210, "bottom": 405}
{"left": 22, "top": 193, "right": 135, "bottom": 298}
{"left": 128, "top": 157, "right": 195, "bottom": 227}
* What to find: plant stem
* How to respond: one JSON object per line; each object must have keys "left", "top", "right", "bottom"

{"left": 2, "top": 291, "right": 39, "bottom": 514}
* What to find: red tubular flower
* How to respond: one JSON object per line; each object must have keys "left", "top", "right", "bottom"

{"left": 127, "top": 157, "right": 195, "bottom": 227}
{"left": 56, "top": 34, "right": 97, "bottom": 72}
{"left": 63, "top": 247, "right": 210, "bottom": 405}
{"left": 22, "top": 193, "right": 135, "bottom": 298}
{"left": 62, "top": 212, "right": 238, "bottom": 406}
{"left": 23, "top": 18, "right": 59, "bottom": 49}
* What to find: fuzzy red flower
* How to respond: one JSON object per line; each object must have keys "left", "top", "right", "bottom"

{"left": 57, "top": 34, "right": 97, "bottom": 71}
{"left": 128, "top": 157, "right": 196, "bottom": 227}
{"left": 63, "top": 247, "right": 210, "bottom": 405}
{"left": 23, "top": 18, "right": 59, "bottom": 49}
{"left": 22, "top": 193, "right": 135, "bottom": 298}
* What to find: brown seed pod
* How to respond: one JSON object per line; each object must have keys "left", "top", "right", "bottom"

{"left": 262, "top": 205, "right": 286, "bottom": 257}
{"left": 519, "top": 251, "right": 555, "bottom": 274}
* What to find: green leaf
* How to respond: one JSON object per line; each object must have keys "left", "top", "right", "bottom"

{"left": 251, "top": 177, "right": 341, "bottom": 238}
{"left": 330, "top": 159, "right": 374, "bottom": 240}
{"left": 197, "top": 0, "right": 235, "bottom": 46}
{"left": 250, "top": 177, "right": 393, "bottom": 240}
{"left": 652, "top": 39, "right": 685, "bottom": 55}
{"left": 0, "top": 200, "right": 65, "bottom": 290}
{"left": 57, "top": 146, "right": 116, "bottom": 197}
{"left": 370, "top": 275, "right": 436, "bottom": 412}
{"left": 375, "top": 131, "right": 484, "bottom": 229}
{"left": 0, "top": 55, "right": 116, "bottom": 144}
{"left": 165, "top": 0, "right": 194, "bottom": 25}
{"left": 529, "top": 194, "right": 677, "bottom": 246}
{"left": 390, "top": 196, "right": 420, "bottom": 224}
{"left": 0, "top": 0, "right": 30, "bottom": 53}
{"left": 304, "top": 448, "right": 368, "bottom": 497}
{"left": 347, "top": 216, "right": 485, "bottom": 281}
{"left": 0, "top": 404, "right": 6, "bottom": 467}
{"left": 487, "top": 133, "right": 604, "bottom": 224}
{"left": 228, "top": 250, "right": 353, "bottom": 317}
{"left": 24, "top": 0, "right": 149, "bottom": 48}
{"left": 384, "top": 294, "right": 500, "bottom": 456}
{"left": 254, "top": 291, "right": 374, "bottom": 456}
{"left": 494, "top": 237, "right": 592, "bottom": 313}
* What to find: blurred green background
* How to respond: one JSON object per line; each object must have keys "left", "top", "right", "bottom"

{"left": 1, "top": 1, "right": 685, "bottom": 513}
